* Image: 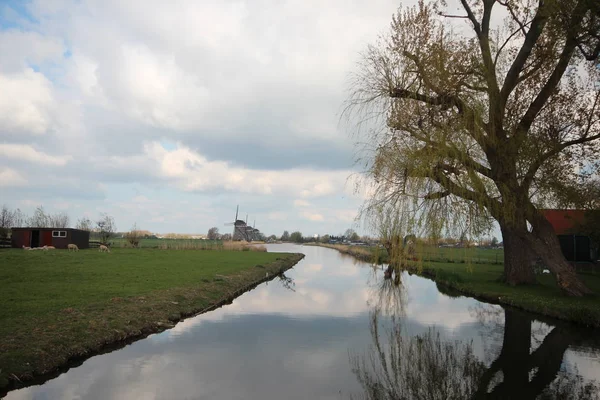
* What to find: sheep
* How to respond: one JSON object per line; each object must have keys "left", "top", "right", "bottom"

{"left": 22, "top": 245, "right": 31, "bottom": 250}
{"left": 99, "top": 244, "right": 111, "bottom": 253}
{"left": 68, "top": 244, "right": 79, "bottom": 252}
{"left": 42, "top": 245, "right": 56, "bottom": 251}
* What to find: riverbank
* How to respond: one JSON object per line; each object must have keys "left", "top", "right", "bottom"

{"left": 0, "top": 249, "right": 304, "bottom": 393}
{"left": 310, "top": 243, "right": 600, "bottom": 328}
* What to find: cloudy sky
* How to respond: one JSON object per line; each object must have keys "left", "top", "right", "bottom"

{"left": 0, "top": 0, "right": 409, "bottom": 236}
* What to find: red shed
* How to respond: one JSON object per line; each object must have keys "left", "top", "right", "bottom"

{"left": 540, "top": 209, "right": 596, "bottom": 262}
{"left": 11, "top": 227, "right": 90, "bottom": 249}
{"left": 541, "top": 209, "right": 586, "bottom": 235}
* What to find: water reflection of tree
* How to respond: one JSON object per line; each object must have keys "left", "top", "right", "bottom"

{"left": 276, "top": 272, "right": 295, "bottom": 292}
{"left": 351, "top": 310, "right": 599, "bottom": 399}
{"left": 366, "top": 267, "right": 407, "bottom": 318}
{"left": 351, "top": 312, "right": 485, "bottom": 400}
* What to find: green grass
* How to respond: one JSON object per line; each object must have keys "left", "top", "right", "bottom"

{"left": 104, "top": 237, "right": 223, "bottom": 249}
{"left": 0, "top": 248, "right": 303, "bottom": 391}
{"left": 417, "top": 261, "right": 600, "bottom": 327}
{"left": 309, "top": 243, "right": 504, "bottom": 265}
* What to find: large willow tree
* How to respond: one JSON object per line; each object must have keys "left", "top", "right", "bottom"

{"left": 349, "top": 0, "right": 600, "bottom": 296}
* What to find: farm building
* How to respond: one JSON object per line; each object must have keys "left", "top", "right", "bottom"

{"left": 541, "top": 209, "right": 599, "bottom": 262}
{"left": 11, "top": 227, "right": 90, "bottom": 249}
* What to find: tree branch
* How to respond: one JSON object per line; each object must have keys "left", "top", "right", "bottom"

{"left": 513, "top": 36, "right": 578, "bottom": 145}
{"left": 500, "top": 0, "right": 547, "bottom": 109}
{"left": 424, "top": 190, "right": 451, "bottom": 200}
{"left": 522, "top": 131, "right": 600, "bottom": 192}
{"left": 459, "top": 0, "right": 481, "bottom": 35}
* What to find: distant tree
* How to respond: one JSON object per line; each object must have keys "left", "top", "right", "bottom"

{"left": 49, "top": 212, "right": 70, "bottom": 228}
{"left": 0, "top": 205, "right": 14, "bottom": 238}
{"left": 344, "top": 228, "right": 356, "bottom": 239}
{"left": 281, "top": 230, "right": 290, "bottom": 241}
{"left": 221, "top": 233, "right": 232, "bottom": 241}
{"left": 125, "top": 222, "right": 143, "bottom": 248}
{"left": 28, "top": 206, "right": 49, "bottom": 227}
{"left": 207, "top": 227, "right": 220, "bottom": 240}
{"left": 96, "top": 213, "right": 116, "bottom": 245}
{"left": 290, "top": 231, "right": 303, "bottom": 243}
{"left": 491, "top": 237, "right": 499, "bottom": 248}
{"left": 320, "top": 234, "right": 330, "bottom": 243}
{"left": 12, "top": 208, "right": 25, "bottom": 227}
{"left": 75, "top": 217, "right": 93, "bottom": 231}
{"left": 350, "top": 232, "right": 360, "bottom": 241}
{"left": 268, "top": 234, "right": 277, "bottom": 241}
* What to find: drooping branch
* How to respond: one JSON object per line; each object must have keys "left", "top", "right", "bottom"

{"left": 390, "top": 87, "right": 489, "bottom": 148}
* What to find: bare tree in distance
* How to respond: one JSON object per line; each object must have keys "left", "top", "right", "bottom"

{"left": 347, "top": 0, "right": 600, "bottom": 296}
{"left": 28, "top": 206, "right": 49, "bottom": 227}
{"left": 75, "top": 217, "right": 93, "bottom": 231}
{"left": 207, "top": 227, "right": 220, "bottom": 240}
{"left": 0, "top": 205, "right": 14, "bottom": 239}
{"left": 49, "top": 212, "right": 70, "bottom": 228}
{"left": 96, "top": 213, "right": 116, "bottom": 245}
{"left": 221, "top": 233, "right": 232, "bottom": 241}
{"left": 125, "top": 222, "right": 143, "bottom": 248}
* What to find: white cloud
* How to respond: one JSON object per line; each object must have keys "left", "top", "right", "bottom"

{"left": 0, "top": 69, "right": 54, "bottom": 135}
{"left": 294, "top": 199, "right": 311, "bottom": 207}
{"left": 0, "top": 167, "right": 27, "bottom": 187}
{"left": 102, "top": 141, "right": 353, "bottom": 199}
{"left": 0, "top": 143, "right": 71, "bottom": 166}
{"left": 302, "top": 211, "right": 325, "bottom": 222}
{"left": 0, "top": 30, "right": 64, "bottom": 73}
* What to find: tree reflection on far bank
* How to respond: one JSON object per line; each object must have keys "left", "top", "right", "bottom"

{"left": 351, "top": 285, "right": 599, "bottom": 399}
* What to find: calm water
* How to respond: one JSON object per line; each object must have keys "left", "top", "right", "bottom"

{"left": 5, "top": 244, "right": 600, "bottom": 399}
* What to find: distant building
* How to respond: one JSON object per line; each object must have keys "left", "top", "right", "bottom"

{"left": 11, "top": 227, "right": 90, "bottom": 249}
{"left": 541, "top": 209, "right": 598, "bottom": 262}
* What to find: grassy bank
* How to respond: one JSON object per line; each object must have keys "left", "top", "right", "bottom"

{"left": 0, "top": 248, "right": 303, "bottom": 392}
{"left": 308, "top": 243, "right": 504, "bottom": 265}
{"left": 312, "top": 243, "right": 600, "bottom": 328}
{"left": 106, "top": 238, "right": 267, "bottom": 251}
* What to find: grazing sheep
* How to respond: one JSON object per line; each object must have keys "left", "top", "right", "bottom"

{"left": 99, "top": 244, "right": 110, "bottom": 253}
{"left": 42, "top": 245, "right": 56, "bottom": 251}
{"left": 68, "top": 244, "right": 79, "bottom": 252}
{"left": 22, "top": 245, "right": 31, "bottom": 250}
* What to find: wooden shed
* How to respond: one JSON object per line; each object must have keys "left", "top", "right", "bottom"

{"left": 11, "top": 227, "right": 90, "bottom": 249}
{"left": 541, "top": 209, "right": 598, "bottom": 262}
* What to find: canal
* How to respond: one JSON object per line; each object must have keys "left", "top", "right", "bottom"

{"left": 5, "top": 244, "right": 600, "bottom": 399}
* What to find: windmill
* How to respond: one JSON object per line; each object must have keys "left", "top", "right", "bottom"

{"left": 224, "top": 205, "right": 239, "bottom": 241}
{"left": 224, "top": 205, "right": 249, "bottom": 241}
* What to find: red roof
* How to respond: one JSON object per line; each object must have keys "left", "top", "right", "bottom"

{"left": 541, "top": 209, "right": 587, "bottom": 235}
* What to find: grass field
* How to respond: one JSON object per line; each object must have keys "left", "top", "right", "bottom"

{"left": 419, "top": 261, "right": 600, "bottom": 327}
{"left": 310, "top": 243, "right": 504, "bottom": 265}
{"left": 312, "top": 243, "right": 600, "bottom": 327}
{"left": 0, "top": 248, "right": 303, "bottom": 392}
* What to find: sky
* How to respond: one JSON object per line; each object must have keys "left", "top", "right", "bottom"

{"left": 0, "top": 0, "right": 412, "bottom": 237}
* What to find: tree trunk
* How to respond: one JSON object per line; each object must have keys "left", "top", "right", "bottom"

{"left": 499, "top": 223, "right": 537, "bottom": 285}
{"left": 525, "top": 214, "right": 592, "bottom": 297}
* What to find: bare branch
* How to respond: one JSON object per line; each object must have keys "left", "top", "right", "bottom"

{"left": 500, "top": 0, "right": 547, "bottom": 109}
